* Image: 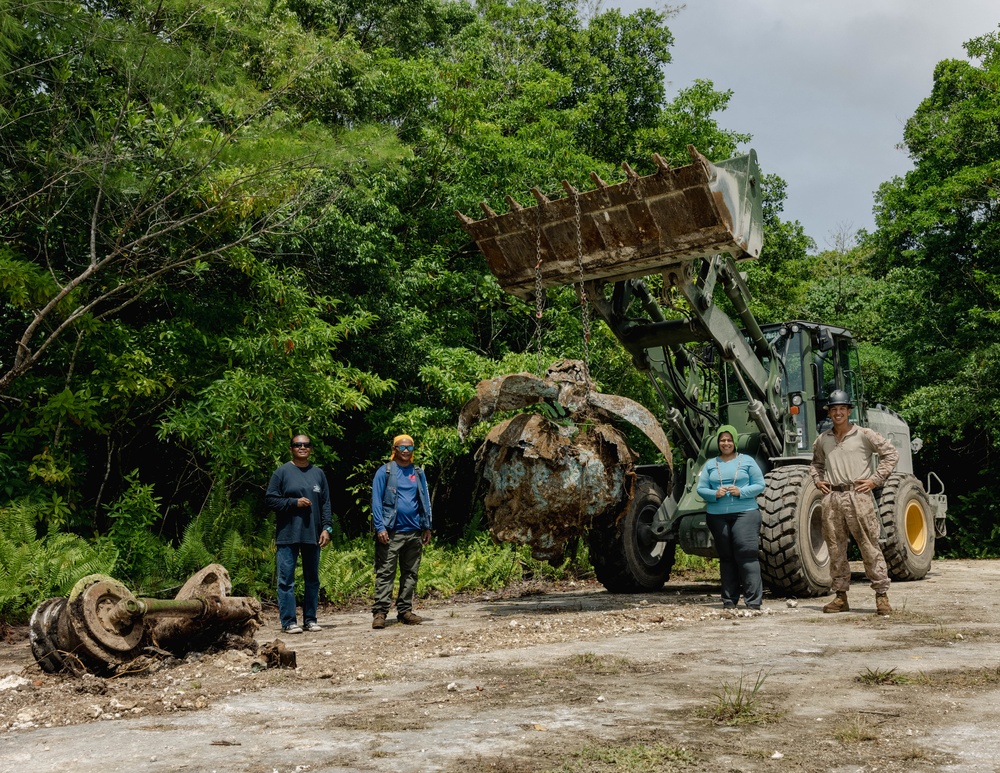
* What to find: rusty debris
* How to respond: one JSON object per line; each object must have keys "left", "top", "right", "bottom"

{"left": 256, "top": 639, "right": 297, "bottom": 670}
{"left": 29, "top": 564, "right": 262, "bottom": 676}
{"left": 460, "top": 360, "right": 672, "bottom": 561}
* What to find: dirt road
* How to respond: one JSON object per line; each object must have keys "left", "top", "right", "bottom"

{"left": 3, "top": 559, "right": 1000, "bottom": 772}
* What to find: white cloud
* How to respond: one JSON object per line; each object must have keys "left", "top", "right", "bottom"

{"left": 608, "top": 0, "right": 1000, "bottom": 246}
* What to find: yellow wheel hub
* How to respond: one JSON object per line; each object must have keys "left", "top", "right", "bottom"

{"left": 904, "top": 499, "right": 928, "bottom": 554}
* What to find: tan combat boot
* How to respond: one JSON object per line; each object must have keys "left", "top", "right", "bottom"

{"left": 875, "top": 593, "right": 892, "bottom": 616}
{"left": 822, "top": 591, "right": 850, "bottom": 613}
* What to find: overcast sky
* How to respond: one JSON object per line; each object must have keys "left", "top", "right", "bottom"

{"left": 607, "top": 1, "right": 999, "bottom": 249}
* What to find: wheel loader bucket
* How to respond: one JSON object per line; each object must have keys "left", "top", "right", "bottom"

{"left": 456, "top": 145, "right": 763, "bottom": 300}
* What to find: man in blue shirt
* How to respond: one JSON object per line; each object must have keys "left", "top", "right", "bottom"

{"left": 371, "top": 434, "right": 433, "bottom": 629}
{"left": 265, "top": 434, "right": 333, "bottom": 634}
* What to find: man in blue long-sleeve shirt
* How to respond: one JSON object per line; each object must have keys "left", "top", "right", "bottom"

{"left": 265, "top": 434, "right": 333, "bottom": 634}
{"left": 371, "top": 434, "right": 432, "bottom": 629}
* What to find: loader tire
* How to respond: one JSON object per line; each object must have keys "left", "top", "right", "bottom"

{"left": 759, "top": 465, "right": 832, "bottom": 597}
{"left": 588, "top": 475, "right": 675, "bottom": 593}
{"left": 876, "top": 473, "right": 934, "bottom": 581}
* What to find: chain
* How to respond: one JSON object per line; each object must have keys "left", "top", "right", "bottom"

{"left": 534, "top": 201, "right": 545, "bottom": 376}
{"left": 574, "top": 190, "right": 591, "bottom": 365}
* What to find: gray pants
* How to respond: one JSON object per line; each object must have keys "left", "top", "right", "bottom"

{"left": 372, "top": 531, "right": 423, "bottom": 616}
{"left": 822, "top": 490, "right": 889, "bottom": 594}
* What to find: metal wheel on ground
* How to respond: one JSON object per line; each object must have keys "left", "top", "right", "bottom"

{"left": 759, "top": 465, "right": 831, "bottom": 597}
{"left": 588, "top": 475, "right": 675, "bottom": 593}
{"left": 877, "top": 473, "right": 935, "bottom": 580}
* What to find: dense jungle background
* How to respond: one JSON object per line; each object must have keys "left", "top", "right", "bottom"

{"left": 2, "top": 0, "right": 999, "bottom": 620}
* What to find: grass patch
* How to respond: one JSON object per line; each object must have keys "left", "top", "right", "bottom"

{"left": 856, "top": 666, "right": 910, "bottom": 686}
{"left": 883, "top": 608, "right": 938, "bottom": 624}
{"left": 856, "top": 664, "right": 1000, "bottom": 690}
{"left": 926, "top": 624, "right": 962, "bottom": 641}
{"left": 522, "top": 665, "right": 576, "bottom": 682}
{"left": 909, "top": 665, "right": 1000, "bottom": 690}
{"left": 704, "top": 668, "right": 778, "bottom": 726}
{"left": 566, "top": 653, "right": 644, "bottom": 675}
{"left": 557, "top": 742, "right": 697, "bottom": 771}
{"left": 325, "top": 710, "right": 428, "bottom": 732}
{"left": 670, "top": 552, "right": 719, "bottom": 583}
{"left": 456, "top": 742, "right": 697, "bottom": 773}
{"left": 833, "top": 714, "right": 880, "bottom": 743}
{"left": 887, "top": 625, "right": 997, "bottom": 647}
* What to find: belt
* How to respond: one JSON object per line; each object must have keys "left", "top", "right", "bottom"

{"left": 828, "top": 483, "right": 854, "bottom": 492}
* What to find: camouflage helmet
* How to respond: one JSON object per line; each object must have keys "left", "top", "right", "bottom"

{"left": 826, "top": 389, "right": 853, "bottom": 408}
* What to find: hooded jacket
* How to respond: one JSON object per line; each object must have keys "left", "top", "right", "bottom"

{"left": 696, "top": 425, "right": 765, "bottom": 514}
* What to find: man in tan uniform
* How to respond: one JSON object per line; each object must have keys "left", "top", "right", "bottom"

{"left": 810, "top": 390, "right": 899, "bottom": 615}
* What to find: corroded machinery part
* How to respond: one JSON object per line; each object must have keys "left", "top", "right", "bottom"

{"left": 460, "top": 359, "right": 672, "bottom": 465}
{"left": 70, "top": 576, "right": 146, "bottom": 666}
{"left": 461, "top": 359, "right": 673, "bottom": 562}
{"left": 153, "top": 564, "right": 262, "bottom": 652}
{"left": 458, "top": 372, "right": 557, "bottom": 438}
{"left": 28, "top": 564, "right": 263, "bottom": 676}
{"left": 29, "top": 575, "right": 145, "bottom": 675}
{"left": 477, "top": 413, "right": 636, "bottom": 561}
{"left": 587, "top": 391, "right": 673, "bottom": 467}
{"left": 29, "top": 597, "right": 74, "bottom": 674}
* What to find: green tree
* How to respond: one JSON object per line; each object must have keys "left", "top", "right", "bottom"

{"left": 0, "top": 0, "right": 403, "bottom": 529}
{"left": 866, "top": 27, "right": 1000, "bottom": 554}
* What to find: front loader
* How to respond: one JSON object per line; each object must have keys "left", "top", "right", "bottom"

{"left": 457, "top": 146, "right": 948, "bottom": 597}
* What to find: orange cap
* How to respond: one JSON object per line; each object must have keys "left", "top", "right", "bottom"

{"left": 391, "top": 434, "right": 415, "bottom": 461}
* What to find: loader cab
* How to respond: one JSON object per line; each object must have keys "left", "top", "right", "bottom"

{"left": 720, "top": 321, "right": 865, "bottom": 456}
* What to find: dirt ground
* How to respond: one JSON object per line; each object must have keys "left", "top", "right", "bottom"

{"left": 2, "top": 559, "right": 1000, "bottom": 773}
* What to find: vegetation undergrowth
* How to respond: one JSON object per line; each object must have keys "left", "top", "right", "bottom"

{"left": 556, "top": 742, "right": 697, "bottom": 772}
{"left": 856, "top": 666, "right": 910, "bottom": 686}
{"left": 833, "top": 714, "right": 881, "bottom": 743}
{"left": 1, "top": 493, "right": 640, "bottom": 622}
{"left": 705, "top": 668, "right": 776, "bottom": 726}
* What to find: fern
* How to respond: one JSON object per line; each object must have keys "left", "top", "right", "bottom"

{"left": 0, "top": 500, "right": 117, "bottom": 623}
{"left": 172, "top": 517, "right": 215, "bottom": 576}
{"left": 318, "top": 543, "right": 373, "bottom": 603}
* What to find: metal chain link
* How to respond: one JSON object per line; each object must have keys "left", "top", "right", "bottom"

{"left": 534, "top": 202, "right": 545, "bottom": 376}
{"left": 574, "top": 190, "right": 591, "bottom": 365}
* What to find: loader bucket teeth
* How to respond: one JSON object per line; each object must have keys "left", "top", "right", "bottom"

{"left": 456, "top": 146, "right": 763, "bottom": 299}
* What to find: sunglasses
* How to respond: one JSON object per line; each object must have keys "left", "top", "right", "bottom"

{"left": 291, "top": 442, "right": 312, "bottom": 449}
{"left": 395, "top": 445, "right": 414, "bottom": 452}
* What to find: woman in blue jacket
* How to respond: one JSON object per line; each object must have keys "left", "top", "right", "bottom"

{"left": 697, "top": 425, "right": 766, "bottom": 610}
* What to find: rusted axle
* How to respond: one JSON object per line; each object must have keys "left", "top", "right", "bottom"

{"left": 29, "top": 564, "right": 262, "bottom": 676}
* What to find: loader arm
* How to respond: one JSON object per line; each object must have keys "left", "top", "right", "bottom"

{"left": 457, "top": 145, "right": 787, "bottom": 540}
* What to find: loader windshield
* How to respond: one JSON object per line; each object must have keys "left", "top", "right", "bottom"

{"left": 721, "top": 327, "right": 810, "bottom": 450}
{"left": 815, "top": 336, "right": 863, "bottom": 425}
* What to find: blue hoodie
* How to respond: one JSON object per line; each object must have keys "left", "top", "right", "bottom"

{"left": 696, "top": 425, "right": 765, "bottom": 514}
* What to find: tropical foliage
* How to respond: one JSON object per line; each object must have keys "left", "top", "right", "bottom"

{"left": 2, "top": 2, "right": 1000, "bottom": 620}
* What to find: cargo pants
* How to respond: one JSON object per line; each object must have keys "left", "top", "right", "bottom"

{"left": 821, "top": 490, "right": 889, "bottom": 594}
{"left": 372, "top": 530, "right": 424, "bottom": 617}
